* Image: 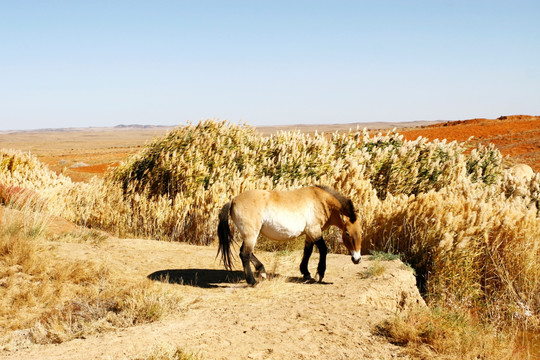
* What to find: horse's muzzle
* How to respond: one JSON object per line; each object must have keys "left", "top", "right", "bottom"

{"left": 351, "top": 251, "right": 361, "bottom": 264}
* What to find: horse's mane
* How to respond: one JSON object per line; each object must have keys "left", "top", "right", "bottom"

{"left": 315, "top": 185, "right": 357, "bottom": 223}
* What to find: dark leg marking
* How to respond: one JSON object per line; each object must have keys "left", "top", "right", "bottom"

{"left": 300, "top": 241, "right": 314, "bottom": 280}
{"left": 240, "top": 245, "right": 257, "bottom": 286}
{"left": 251, "top": 254, "right": 267, "bottom": 279}
{"left": 315, "top": 238, "right": 328, "bottom": 282}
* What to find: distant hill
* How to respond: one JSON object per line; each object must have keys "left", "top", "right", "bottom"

{"left": 113, "top": 124, "right": 173, "bottom": 129}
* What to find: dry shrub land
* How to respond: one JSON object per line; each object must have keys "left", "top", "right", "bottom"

{"left": 1, "top": 119, "right": 539, "bottom": 358}
{"left": 0, "top": 203, "right": 184, "bottom": 347}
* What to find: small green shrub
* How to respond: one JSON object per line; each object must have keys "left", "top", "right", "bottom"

{"left": 369, "top": 250, "right": 401, "bottom": 261}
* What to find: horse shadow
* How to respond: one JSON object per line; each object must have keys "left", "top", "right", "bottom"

{"left": 148, "top": 269, "right": 333, "bottom": 288}
{"left": 286, "top": 276, "right": 333, "bottom": 285}
{"left": 148, "top": 269, "right": 245, "bottom": 288}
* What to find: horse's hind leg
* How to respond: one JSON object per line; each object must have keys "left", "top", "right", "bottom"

{"left": 251, "top": 254, "right": 267, "bottom": 280}
{"left": 314, "top": 238, "right": 328, "bottom": 283}
{"left": 240, "top": 242, "right": 258, "bottom": 286}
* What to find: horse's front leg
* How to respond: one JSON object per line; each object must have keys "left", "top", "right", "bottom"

{"left": 314, "top": 238, "right": 328, "bottom": 283}
{"left": 300, "top": 241, "right": 315, "bottom": 281}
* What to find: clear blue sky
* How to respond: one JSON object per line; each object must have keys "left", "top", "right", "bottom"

{"left": 1, "top": 1, "right": 539, "bottom": 130}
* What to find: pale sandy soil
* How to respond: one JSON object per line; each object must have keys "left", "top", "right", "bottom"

{"left": 0, "top": 235, "right": 423, "bottom": 360}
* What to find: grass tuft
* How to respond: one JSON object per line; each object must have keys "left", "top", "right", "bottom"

{"left": 134, "top": 344, "right": 201, "bottom": 360}
{"left": 362, "top": 261, "right": 387, "bottom": 278}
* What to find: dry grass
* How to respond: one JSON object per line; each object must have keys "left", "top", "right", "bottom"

{"left": 376, "top": 308, "right": 525, "bottom": 360}
{"left": 364, "top": 185, "right": 540, "bottom": 328}
{"left": 134, "top": 344, "right": 201, "bottom": 360}
{"left": 0, "top": 199, "right": 184, "bottom": 349}
{"left": 376, "top": 307, "right": 523, "bottom": 359}
{"left": 1, "top": 119, "right": 539, "bottom": 343}
{"left": 361, "top": 261, "right": 387, "bottom": 279}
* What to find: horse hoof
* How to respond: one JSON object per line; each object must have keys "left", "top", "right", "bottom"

{"left": 316, "top": 274, "right": 324, "bottom": 283}
{"left": 261, "top": 272, "right": 267, "bottom": 280}
{"left": 303, "top": 277, "right": 316, "bottom": 284}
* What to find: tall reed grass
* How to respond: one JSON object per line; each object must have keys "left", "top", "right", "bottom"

{"left": 1, "top": 119, "right": 539, "bottom": 330}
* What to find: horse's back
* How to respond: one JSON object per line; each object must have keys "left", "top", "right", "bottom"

{"left": 231, "top": 189, "right": 273, "bottom": 212}
{"left": 230, "top": 189, "right": 271, "bottom": 225}
{"left": 233, "top": 186, "right": 321, "bottom": 207}
{"left": 230, "top": 187, "right": 326, "bottom": 240}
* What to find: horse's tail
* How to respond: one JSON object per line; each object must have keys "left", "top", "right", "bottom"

{"left": 217, "top": 201, "right": 234, "bottom": 271}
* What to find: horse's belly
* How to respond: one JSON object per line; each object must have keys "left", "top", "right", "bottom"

{"left": 260, "top": 211, "right": 306, "bottom": 241}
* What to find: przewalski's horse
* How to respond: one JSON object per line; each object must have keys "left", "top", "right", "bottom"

{"left": 217, "top": 185, "right": 362, "bottom": 286}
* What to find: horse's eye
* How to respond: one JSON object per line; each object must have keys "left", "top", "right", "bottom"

{"left": 345, "top": 231, "right": 350, "bottom": 237}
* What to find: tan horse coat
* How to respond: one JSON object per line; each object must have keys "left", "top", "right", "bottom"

{"left": 218, "top": 186, "right": 362, "bottom": 285}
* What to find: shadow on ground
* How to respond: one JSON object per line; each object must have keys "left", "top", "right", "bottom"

{"left": 286, "top": 276, "right": 333, "bottom": 285}
{"left": 148, "top": 269, "right": 245, "bottom": 288}
{"left": 148, "top": 269, "right": 333, "bottom": 288}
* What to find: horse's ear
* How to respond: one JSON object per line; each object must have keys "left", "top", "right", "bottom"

{"left": 340, "top": 213, "right": 357, "bottom": 225}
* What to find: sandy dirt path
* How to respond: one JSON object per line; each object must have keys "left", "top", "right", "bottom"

{"left": 1, "top": 238, "right": 423, "bottom": 360}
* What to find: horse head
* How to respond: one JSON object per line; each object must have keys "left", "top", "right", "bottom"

{"left": 341, "top": 216, "right": 362, "bottom": 264}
